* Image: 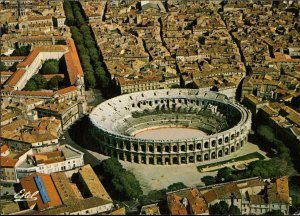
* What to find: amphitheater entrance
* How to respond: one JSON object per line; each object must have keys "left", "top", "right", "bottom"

{"left": 172, "top": 157, "right": 179, "bottom": 164}
{"left": 134, "top": 127, "right": 207, "bottom": 140}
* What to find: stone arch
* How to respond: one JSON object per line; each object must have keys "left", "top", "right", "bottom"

{"left": 119, "top": 153, "right": 124, "bottom": 161}
{"left": 157, "top": 145, "right": 162, "bottom": 153}
{"left": 218, "top": 138, "right": 223, "bottom": 145}
{"left": 149, "top": 145, "right": 154, "bottom": 153}
{"left": 211, "top": 140, "right": 216, "bottom": 147}
{"left": 134, "top": 155, "right": 139, "bottom": 163}
{"left": 196, "top": 143, "right": 201, "bottom": 150}
{"left": 133, "top": 144, "right": 138, "bottom": 151}
{"left": 125, "top": 153, "right": 131, "bottom": 162}
{"left": 204, "top": 141, "right": 209, "bottom": 148}
{"left": 189, "top": 156, "right": 194, "bottom": 163}
{"left": 189, "top": 144, "right": 194, "bottom": 151}
{"left": 149, "top": 157, "right": 154, "bottom": 165}
{"left": 211, "top": 151, "right": 216, "bottom": 159}
{"left": 165, "top": 146, "right": 170, "bottom": 152}
{"left": 218, "top": 150, "right": 223, "bottom": 157}
{"left": 236, "top": 143, "right": 240, "bottom": 150}
{"left": 141, "top": 156, "right": 146, "bottom": 164}
{"left": 196, "top": 155, "right": 202, "bottom": 162}
{"left": 173, "top": 145, "right": 178, "bottom": 152}
{"left": 231, "top": 134, "right": 235, "bottom": 140}
{"left": 225, "top": 148, "right": 229, "bottom": 155}
{"left": 165, "top": 157, "right": 170, "bottom": 165}
{"left": 204, "top": 153, "right": 209, "bottom": 161}
{"left": 231, "top": 146, "right": 235, "bottom": 153}
{"left": 181, "top": 156, "right": 186, "bottom": 163}
{"left": 126, "top": 143, "right": 131, "bottom": 150}
{"left": 225, "top": 136, "right": 229, "bottom": 143}
{"left": 172, "top": 157, "right": 179, "bottom": 164}
{"left": 181, "top": 145, "right": 186, "bottom": 152}
{"left": 141, "top": 145, "right": 146, "bottom": 152}
{"left": 157, "top": 157, "right": 162, "bottom": 165}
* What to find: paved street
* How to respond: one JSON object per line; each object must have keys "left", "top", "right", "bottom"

{"left": 86, "top": 141, "right": 268, "bottom": 194}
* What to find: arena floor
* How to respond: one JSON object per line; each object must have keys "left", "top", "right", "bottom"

{"left": 134, "top": 127, "right": 207, "bottom": 140}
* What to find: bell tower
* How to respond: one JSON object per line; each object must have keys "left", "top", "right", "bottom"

{"left": 17, "top": 0, "right": 26, "bottom": 20}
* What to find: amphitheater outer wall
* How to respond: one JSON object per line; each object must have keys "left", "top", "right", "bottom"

{"left": 89, "top": 89, "right": 252, "bottom": 165}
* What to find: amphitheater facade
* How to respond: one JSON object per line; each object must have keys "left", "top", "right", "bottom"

{"left": 89, "top": 89, "right": 252, "bottom": 165}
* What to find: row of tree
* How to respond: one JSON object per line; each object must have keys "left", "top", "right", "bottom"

{"left": 94, "top": 158, "right": 143, "bottom": 201}
{"left": 63, "top": 0, "right": 109, "bottom": 90}
{"left": 24, "top": 74, "right": 65, "bottom": 91}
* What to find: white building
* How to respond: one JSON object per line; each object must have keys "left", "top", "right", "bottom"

{"left": 14, "top": 144, "right": 84, "bottom": 182}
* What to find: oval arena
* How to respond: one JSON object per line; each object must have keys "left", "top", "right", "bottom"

{"left": 89, "top": 89, "right": 252, "bottom": 165}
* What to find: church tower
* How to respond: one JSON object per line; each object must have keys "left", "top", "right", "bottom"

{"left": 17, "top": 0, "right": 26, "bottom": 19}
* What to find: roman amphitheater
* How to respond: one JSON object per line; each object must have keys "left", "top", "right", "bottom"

{"left": 89, "top": 89, "right": 252, "bottom": 165}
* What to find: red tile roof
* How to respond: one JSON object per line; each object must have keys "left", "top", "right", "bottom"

{"left": 55, "top": 86, "right": 77, "bottom": 95}
{"left": 1, "top": 157, "right": 18, "bottom": 167}
{"left": 5, "top": 69, "right": 26, "bottom": 87}
{"left": 20, "top": 173, "right": 62, "bottom": 211}
{"left": 64, "top": 38, "right": 84, "bottom": 84}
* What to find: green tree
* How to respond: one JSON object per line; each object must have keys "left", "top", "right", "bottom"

{"left": 32, "top": 74, "right": 47, "bottom": 89}
{"left": 98, "top": 158, "right": 143, "bottom": 200}
{"left": 9, "top": 62, "right": 18, "bottom": 72}
{"left": 228, "top": 204, "right": 241, "bottom": 215}
{"left": 201, "top": 176, "right": 216, "bottom": 186}
{"left": 215, "top": 167, "right": 234, "bottom": 183}
{"left": 167, "top": 182, "right": 187, "bottom": 191}
{"left": 11, "top": 45, "right": 31, "bottom": 56}
{"left": 209, "top": 201, "right": 230, "bottom": 215}
{"left": 264, "top": 210, "right": 284, "bottom": 215}
{"left": 24, "top": 79, "right": 38, "bottom": 90}
{"left": 47, "top": 76, "right": 64, "bottom": 90}
{"left": 40, "top": 59, "right": 59, "bottom": 74}
{"left": 0, "top": 61, "right": 7, "bottom": 71}
{"left": 112, "top": 171, "right": 143, "bottom": 200}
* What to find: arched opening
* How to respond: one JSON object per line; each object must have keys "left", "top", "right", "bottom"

{"left": 197, "top": 155, "right": 202, "bottom": 162}
{"left": 113, "top": 151, "right": 118, "bottom": 159}
{"left": 141, "top": 156, "right": 146, "bottom": 164}
{"left": 218, "top": 138, "right": 222, "bottom": 145}
{"left": 241, "top": 140, "right": 244, "bottom": 147}
{"left": 181, "top": 145, "right": 186, "bottom": 152}
{"left": 126, "top": 143, "right": 131, "bottom": 150}
{"left": 204, "top": 153, "right": 209, "bottom": 161}
{"left": 211, "top": 152, "right": 216, "bottom": 159}
{"left": 189, "top": 156, "right": 194, "bottom": 163}
{"left": 196, "top": 143, "right": 201, "bottom": 150}
{"left": 126, "top": 153, "right": 131, "bottom": 162}
{"left": 181, "top": 156, "right": 186, "bottom": 163}
{"left": 211, "top": 140, "right": 216, "bottom": 147}
{"left": 165, "top": 146, "right": 170, "bottom": 152}
{"left": 231, "top": 134, "right": 235, "bottom": 140}
{"left": 225, "top": 148, "right": 229, "bottom": 155}
{"left": 173, "top": 157, "right": 179, "bottom": 164}
{"left": 173, "top": 146, "right": 178, "bottom": 152}
{"left": 236, "top": 143, "right": 240, "bottom": 150}
{"left": 141, "top": 145, "right": 146, "bottom": 152}
{"left": 119, "top": 154, "right": 124, "bottom": 160}
{"left": 133, "top": 144, "right": 138, "bottom": 151}
{"left": 134, "top": 155, "right": 139, "bottom": 163}
{"left": 189, "top": 144, "right": 194, "bottom": 151}
{"left": 225, "top": 137, "right": 229, "bottom": 143}
{"left": 157, "top": 146, "right": 162, "bottom": 153}
{"left": 165, "top": 157, "right": 170, "bottom": 165}
{"left": 119, "top": 143, "right": 123, "bottom": 149}
{"left": 231, "top": 146, "right": 235, "bottom": 153}
{"left": 149, "top": 145, "right": 154, "bottom": 153}
{"left": 157, "top": 157, "right": 162, "bottom": 165}
{"left": 204, "top": 142, "right": 209, "bottom": 148}
{"left": 149, "top": 157, "right": 154, "bottom": 165}
{"left": 218, "top": 150, "right": 223, "bottom": 157}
